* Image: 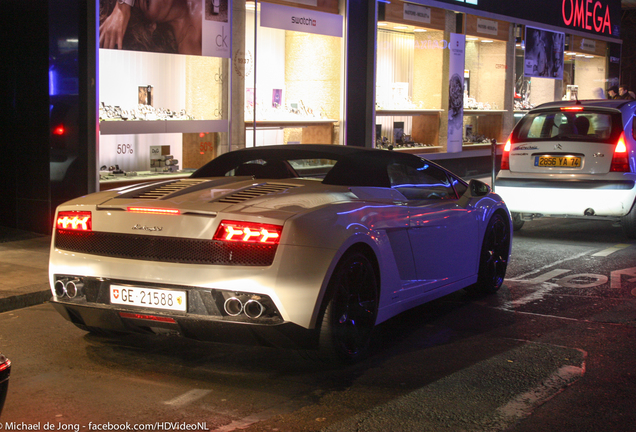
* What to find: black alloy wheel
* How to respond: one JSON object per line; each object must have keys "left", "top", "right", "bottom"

{"left": 511, "top": 212, "right": 525, "bottom": 231}
{"left": 468, "top": 213, "right": 510, "bottom": 295}
{"left": 318, "top": 251, "right": 378, "bottom": 364}
{"left": 621, "top": 200, "right": 636, "bottom": 239}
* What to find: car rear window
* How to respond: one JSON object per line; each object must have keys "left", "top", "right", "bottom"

{"left": 515, "top": 110, "right": 620, "bottom": 143}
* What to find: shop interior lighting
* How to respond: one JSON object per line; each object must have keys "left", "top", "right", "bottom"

{"left": 378, "top": 22, "right": 388, "bottom": 27}
{"left": 481, "top": 39, "right": 494, "bottom": 43}
{"left": 466, "top": 37, "right": 479, "bottom": 41}
{"left": 393, "top": 26, "right": 408, "bottom": 30}
{"left": 414, "top": 28, "right": 427, "bottom": 32}
{"left": 584, "top": 55, "right": 594, "bottom": 58}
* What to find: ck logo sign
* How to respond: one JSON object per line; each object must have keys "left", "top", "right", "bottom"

{"left": 216, "top": 26, "right": 229, "bottom": 48}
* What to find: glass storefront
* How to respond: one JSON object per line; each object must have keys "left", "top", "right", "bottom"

{"left": 96, "top": 0, "right": 344, "bottom": 190}
{"left": 97, "top": 0, "right": 232, "bottom": 189}
{"left": 93, "top": 0, "right": 621, "bottom": 190}
{"left": 375, "top": 2, "right": 446, "bottom": 153}
{"left": 515, "top": 30, "right": 610, "bottom": 107}
{"left": 375, "top": 1, "right": 514, "bottom": 155}
{"left": 243, "top": 1, "right": 343, "bottom": 147}
{"left": 462, "top": 14, "right": 511, "bottom": 146}
{"left": 376, "top": 0, "right": 617, "bottom": 157}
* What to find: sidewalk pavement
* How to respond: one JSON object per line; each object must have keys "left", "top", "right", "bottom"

{"left": 0, "top": 227, "right": 52, "bottom": 313}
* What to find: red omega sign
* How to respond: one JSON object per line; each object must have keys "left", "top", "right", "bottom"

{"left": 562, "top": 0, "right": 612, "bottom": 34}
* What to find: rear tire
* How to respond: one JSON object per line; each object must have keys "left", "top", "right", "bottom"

{"left": 466, "top": 213, "right": 510, "bottom": 296}
{"left": 511, "top": 212, "right": 524, "bottom": 231}
{"left": 621, "top": 201, "right": 636, "bottom": 239}
{"left": 314, "top": 251, "right": 379, "bottom": 364}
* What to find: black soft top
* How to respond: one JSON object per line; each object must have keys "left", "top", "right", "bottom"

{"left": 191, "top": 144, "right": 437, "bottom": 188}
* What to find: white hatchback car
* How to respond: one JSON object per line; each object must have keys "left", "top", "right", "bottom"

{"left": 496, "top": 99, "right": 636, "bottom": 237}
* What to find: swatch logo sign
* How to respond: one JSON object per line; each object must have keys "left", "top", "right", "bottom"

{"left": 291, "top": 16, "right": 316, "bottom": 27}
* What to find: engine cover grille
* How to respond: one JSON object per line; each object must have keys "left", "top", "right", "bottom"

{"left": 55, "top": 230, "right": 277, "bottom": 266}
{"left": 217, "top": 183, "right": 299, "bottom": 203}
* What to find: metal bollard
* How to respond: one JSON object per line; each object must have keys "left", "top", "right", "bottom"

{"left": 491, "top": 138, "right": 497, "bottom": 192}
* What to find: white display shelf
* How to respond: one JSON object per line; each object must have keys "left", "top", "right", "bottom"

{"left": 392, "top": 146, "right": 443, "bottom": 153}
{"left": 463, "top": 109, "right": 508, "bottom": 115}
{"left": 99, "top": 120, "right": 229, "bottom": 135}
{"left": 376, "top": 109, "right": 444, "bottom": 116}
{"left": 99, "top": 171, "right": 193, "bottom": 190}
{"left": 244, "top": 119, "right": 338, "bottom": 127}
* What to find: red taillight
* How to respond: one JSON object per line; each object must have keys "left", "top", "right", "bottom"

{"left": 119, "top": 312, "right": 176, "bottom": 323}
{"left": 501, "top": 136, "right": 512, "bottom": 170}
{"left": 0, "top": 357, "right": 10, "bottom": 372}
{"left": 214, "top": 220, "right": 282, "bottom": 244}
{"left": 127, "top": 207, "right": 180, "bottom": 215}
{"left": 56, "top": 211, "right": 92, "bottom": 231}
{"left": 53, "top": 125, "right": 65, "bottom": 135}
{"left": 560, "top": 106, "right": 584, "bottom": 111}
{"left": 610, "top": 132, "right": 630, "bottom": 172}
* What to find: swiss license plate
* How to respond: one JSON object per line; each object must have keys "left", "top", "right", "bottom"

{"left": 535, "top": 156, "right": 581, "bottom": 168}
{"left": 110, "top": 285, "right": 187, "bottom": 312}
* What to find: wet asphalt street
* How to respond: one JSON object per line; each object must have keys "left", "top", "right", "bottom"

{"left": 1, "top": 217, "right": 635, "bottom": 431}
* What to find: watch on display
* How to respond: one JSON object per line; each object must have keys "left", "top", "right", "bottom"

{"left": 118, "top": 0, "right": 135, "bottom": 7}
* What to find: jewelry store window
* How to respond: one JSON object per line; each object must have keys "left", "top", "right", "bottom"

{"left": 514, "top": 25, "right": 576, "bottom": 125}
{"left": 97, "top": 0, "right": 230, "bottom": 190}
{"left": 462, "top": 15, "right": 510, "bottom": 147}
{"left": 563, "top": 35, "right": 608, "bottom": 100}
{"left": 244, "top": 0, "right": 343, "bottom": 147}
{"left": 375, "top": 1, "right": 446, "bottom": 154}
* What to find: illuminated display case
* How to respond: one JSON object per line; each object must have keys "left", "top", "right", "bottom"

{"left": 375, "top": 2, "right": 446, "bottom": 153}
{"left": 243, "top": 1, "right": 342, "bottom": 147}
{"left": 375, "top": 2, "right": 515, "bottom": 154}
{"left": 98, "top": 51, "right": 228, "bottom": 189}
{"left": 462, "top": 15, "right": 510, "bottom": 146}
{"left": 96, "top": 0, "right": 235, "bottom": 189}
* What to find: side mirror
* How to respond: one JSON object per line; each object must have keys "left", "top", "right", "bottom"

{"left": 468, "top": 179, "right": 491, "bottom": 197}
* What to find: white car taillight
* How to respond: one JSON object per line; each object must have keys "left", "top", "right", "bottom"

{"left": 610, "top": 132, "right": 630, "bottom": 172}
{"left": 56, "top": 211, "right": 92, "bottom": 232}
{"left": 501, "top": 135, "right": 512, "bottom": 170}
{"left": 213, "top": 220, "right": 283, "bottom": 244}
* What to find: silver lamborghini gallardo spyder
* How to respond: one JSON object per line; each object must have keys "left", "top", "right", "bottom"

{"left": 49, "top": 145, "right": 512, "bottom": 363}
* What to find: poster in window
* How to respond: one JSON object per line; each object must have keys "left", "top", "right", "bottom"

{"left": 447, "top": 33, "right": 465, "bottom": 153}
{"left": 524, "top": 26, "right": 564, "bottom": 80}
{"left": 98, "top": 0, "right": 231, "bottom": 58}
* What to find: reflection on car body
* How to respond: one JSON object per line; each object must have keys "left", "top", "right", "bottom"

{"left": 49, "top": 144, "right": 512, "bottom": 363}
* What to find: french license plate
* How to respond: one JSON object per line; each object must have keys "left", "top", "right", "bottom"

{"left": 535, "top": 156, "right": 581, "bottom": 168}
{"left": 110, "top": 284, "right": 187, "bottom": 312}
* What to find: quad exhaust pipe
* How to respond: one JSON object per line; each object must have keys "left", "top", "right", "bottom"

{"left": 223, "top": 296, "right": 265, "bottom": 319}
